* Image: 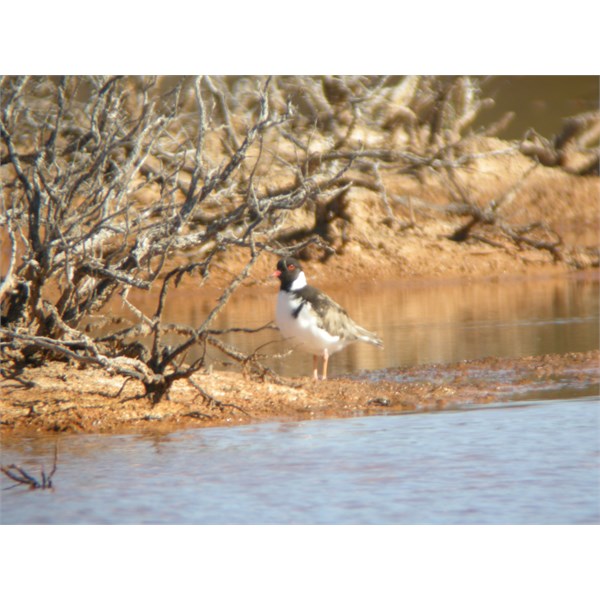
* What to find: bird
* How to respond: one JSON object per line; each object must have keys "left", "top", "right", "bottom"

{"left": 273, "top": 257, "right": 383, "bottom": 380}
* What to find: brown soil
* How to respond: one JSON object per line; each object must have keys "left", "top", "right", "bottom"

{"left": 192, "top": 138, "right": 600, "bottom": 291}
{"left": 1, "top": 350, "right": 598, "bottom": 435}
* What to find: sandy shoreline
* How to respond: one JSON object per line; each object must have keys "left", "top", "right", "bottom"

{"left": 1, "top": 349, "right": 598, "bottom": 436}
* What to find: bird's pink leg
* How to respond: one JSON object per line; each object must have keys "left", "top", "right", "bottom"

{"left": 322, "top": 348, "right": 329, "bottom": 380}
{"left": 312, "top": 355, "right": 319, "bottom": 381}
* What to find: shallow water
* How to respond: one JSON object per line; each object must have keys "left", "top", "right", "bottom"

{"left": 1, "top": 396, "right": 598, "bottom": 525}
{"left": 129, "top": 273, "right": 599, "bottom": 378}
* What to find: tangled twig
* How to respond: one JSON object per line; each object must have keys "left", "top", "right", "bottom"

{"left": 1, "top": 444, "right": 58, "bottom": 490}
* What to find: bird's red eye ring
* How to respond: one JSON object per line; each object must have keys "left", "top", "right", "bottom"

{"left": 288, "top": 264, "right": 296, "bottom": 271}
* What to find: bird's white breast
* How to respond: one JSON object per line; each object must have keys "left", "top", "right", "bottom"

{"left": 276, "top": 291, "right": 348, "bottom": 356}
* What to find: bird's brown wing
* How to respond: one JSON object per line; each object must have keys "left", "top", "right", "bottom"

{"left": 292, "top": 285, "right": 378, "bottom": 343}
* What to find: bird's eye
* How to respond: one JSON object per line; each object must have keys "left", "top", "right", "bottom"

{"left": 288, "top": 264, "right": 295, "bottom": 271}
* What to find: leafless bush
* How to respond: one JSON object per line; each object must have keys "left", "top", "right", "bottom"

{"left": 520, "top": 111, "right": 600, "bottom": 175}
{"left": 0, "top": 76, "right": 359, "bottom": 401}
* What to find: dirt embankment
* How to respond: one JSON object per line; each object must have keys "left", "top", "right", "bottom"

{"left": 190, "top": 137, "right": 599, "bottom": 291}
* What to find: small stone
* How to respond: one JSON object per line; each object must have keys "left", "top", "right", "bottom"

{"left": 367, "top": 397, "right": 390, "bottom": 407}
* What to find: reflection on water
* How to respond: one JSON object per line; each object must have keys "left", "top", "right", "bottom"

{"left": 1, "top": 397, "right": 598, "bottom": 524}
{"left": 480, "top": 76, "right": 599, "bottom": 140}
{"left": 116, "top": 274, "right": 599, "bottom": 378}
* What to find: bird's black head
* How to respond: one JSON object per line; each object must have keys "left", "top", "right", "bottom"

{"left": 273, "top": 257, "right": 305, "bottom": 291}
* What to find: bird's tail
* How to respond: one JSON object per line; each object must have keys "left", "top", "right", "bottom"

{"left": 356, "top": 326, "right": 384, "bottom": 348}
